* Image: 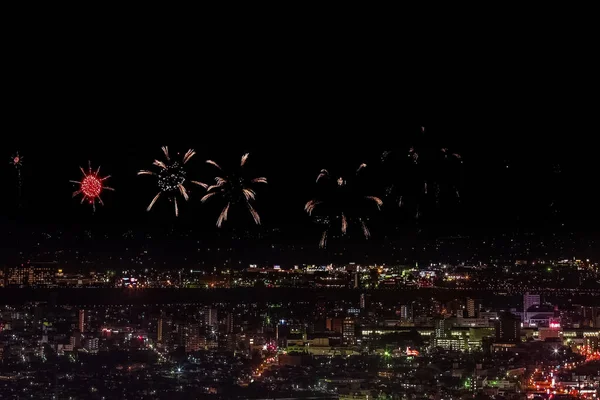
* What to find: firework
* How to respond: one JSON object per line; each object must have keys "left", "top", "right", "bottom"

{"left": 381, "top": 130, "right": 464, "bottom": 221}
{"left": 10, "top": 152, "right": 23, "bottom": 202}
{"left": 138, "top": 146, "right": 205, "bottom": 217}
{"left": 10, "top": 152, "right": 22, "bottom": 169}
{"left": 305, "top": 163, "right": 382, "bottom": 248}
{"left": 70, "top": 161, "right": 114, "bottom": 211}
{"left": 202, "top": 153, "right": 267, "bottom": 227}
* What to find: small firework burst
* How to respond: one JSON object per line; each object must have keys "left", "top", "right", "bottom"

{"left": 202, "top": 153, "right": 267, "bottom": 227}
{"left": 10, "top": 152, "right": 23, "bottom": 168}
{"left": 139, "top": 147, "right": 205, "bottom": 217}
{"left": 70, "top": 161, "right": 114, "bottom": 211}
{"left": 10, "top": 152, "right": 24, "bottom": 202}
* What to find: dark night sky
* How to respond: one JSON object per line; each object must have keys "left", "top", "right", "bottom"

{"left": 1, "top": 38, "right": 598, "bottom": 252}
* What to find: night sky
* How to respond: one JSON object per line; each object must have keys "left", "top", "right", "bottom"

{"left": 1, "top": 54, "right": 598, "bottom": 258}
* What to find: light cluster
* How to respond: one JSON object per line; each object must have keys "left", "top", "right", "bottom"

{"left": 139, "top": 147, "right": 205, "bottom": 217}
{"left": 70, "top": 162, "right": 114, "bottom": 211}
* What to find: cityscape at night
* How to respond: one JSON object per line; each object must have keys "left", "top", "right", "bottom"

{"left": 2, "top": 31, "right": 599, "bottom": 398}
{"left": 1, "top": 133, "right": 598, "bottom": 399}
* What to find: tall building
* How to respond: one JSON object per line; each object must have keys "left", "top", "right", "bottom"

{"left": 360, "top": 293, "right": 366, "bottom": 309}
{"left": 342, "top": 317, "right": 356, "bottom": 344}
{"left": 157, "top": 318, "right": 164, "bottom": 343}
{"left": 84, "top": 337, "right": 99, "bottom": 352}
{"left": 326, "top": 317, "right": 343, "bottom": 334}
{"left": 496, "top": 313, "right": 521, "bottom": 343}
{"left": 400, "top": 304, "right": 412, "bottom": 320}
{"left": 78, "top": 310, "right": 85, "bottom": 332}
{"left": 466, "top": 298, "right": 476, "bottom": 318}
{"left": 435, "top": 318, "right": 452, "bottom": 338}
{"left": 185, "top": 323, "right": 202, "bottom": 353}
{"left": 204, "top": 308, "right": 218, "bottom": 330}
{"left": 523, "top": 292, "right": 540, "bottom": 317}
{"left": 226, "top": 313, "right": 234, "bottom": 334}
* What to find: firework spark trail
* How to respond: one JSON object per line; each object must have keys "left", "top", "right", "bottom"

{"left": 341, "top": 213, "right": 347, "bottom": 234}
{"left": 304, "top": 200, "right": 321, "bottom": 215}
{"left": 153, "top": 160, "right": 167, "bottom": 169}
{"left": 140, "top": 147, "right": 203, "bottom": 216}
{"left": 365, "top": 196, "right": 383, "bottom": 209}
{"left": 206, "top": 160, "right": 222, "bottom": 170}
{"left": 361, "top": 220, "right": 370, "bottom": 238}
{"left": 201, "top": 192, "right": 217, "bottom": 202}
{"left": 191, "top": 181, "right": 208, "bottom": 189}
{"left": 203, "top": 153, "right": 266, "bottom": 227}
{"left": 162, "top": 146, "right": 170, "bottom": 160}
{"left": 316, "top": 169, "right": 329, "bottom": 183}
{"left": 217, "top": 203, "right": 230, "bottom": 227}
{"left": 357, "top": 163, "right": 367, "bottom": 173}
{"left": 248, "top": 202, "right": 261, "bottom": 225}
{"left": 179, "top": 184, "right": 189, "bottom": 201}
{"left": 71, "top": 161, "right": 114, "bottom": 212}
{"left": 183, "top": 149, "right": 195, "bottom": 164}
{"left": 147, "top": 192, "right": 161, "bottom": 211}
{"left": 241, "top": 153, "right": 249, "bottom": 166}
{"left": 243, "top": 188, "right": 256, "bottom": 201}
{"left": 319, "top": 231, "right": 328, "bottom": 248}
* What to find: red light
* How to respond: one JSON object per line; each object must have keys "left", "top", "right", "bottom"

{"left": 81, "top": 175, "right": 103, "bottom": 199}
{"left": 71, "top": 162, "right": 113, "bottom": 210}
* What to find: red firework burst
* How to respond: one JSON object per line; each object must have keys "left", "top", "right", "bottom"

{"left": 70, "top": 161, "right": 114, "bottom": 211}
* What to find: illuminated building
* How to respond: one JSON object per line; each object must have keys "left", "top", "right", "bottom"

{"left": 526, "top": 304, "right": 556, "bottom": 327}
{"left": 466, "top": 298, "right": 476, "bottom": 318}
{"left": 6, "top": 266, "right": 29, "bottom": 286}
{"left": 433, "top": 337, "right": 468, "bottom": 351}
{"left": 584, "top": 337, "right": 599, "bottom": 353}
{"left": 79, "top": 309, "right": 85, "bottom": 332}
{"left": 84, "top": 338, "right": 99, "bottom": 352}
{"left": 157, "top": 318, "right": 163, "bottom": 342}
{"left": 6, "top": 264, "right": 57, "bottom": 286}
{"left": 326, "top": 318, "right": 343, "bottom": 334}
{"left": 204, "top": 308, "right": 218, "bottom": 330}
{"left": 185, "top": 323, "right": 202, "bottom": 353}
{"left": 523, "top": 292, "right": 541, "bottom": 319}
{"left": 400, "top": 304, "right": 412, "bottom": 321}
{"left": 226, "top": 313, "right": 234, "bottom": 334}
{"left": 343, "top": 317, "right": 356, "bottom": 344}
{"left": 496, "top": 313, "right": 520, "bottom": 343}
